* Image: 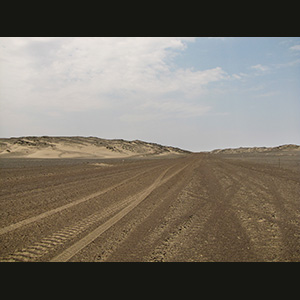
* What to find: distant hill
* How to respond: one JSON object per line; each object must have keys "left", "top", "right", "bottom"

{"left": 211, "top": 144, "right": 300, "bottom": 154}
{"left": 0, "top": 136, "right": 190, "bottom": 159}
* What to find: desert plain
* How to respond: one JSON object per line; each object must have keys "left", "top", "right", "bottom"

{"left": 0, "top": 137, "right": 299, "bottom": 262}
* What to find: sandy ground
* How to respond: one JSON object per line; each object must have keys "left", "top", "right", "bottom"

{"left": 0, "top": 153, "right": 299, "bottom": 262}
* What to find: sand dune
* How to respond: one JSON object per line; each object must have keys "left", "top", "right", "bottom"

{"left": 211, "top": 144, "right": 300, "bottom": 154}
{"left": 0, "top": 136, "right": 190, "bottom": 159}
{"left": 1, "top": 136, "right": 298, "bottom": 159}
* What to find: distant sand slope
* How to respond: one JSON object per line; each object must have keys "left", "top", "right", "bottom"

{"left": 0, "top": 136, "right": 190, "bottom": 159}
{"left": 211, "top": 144, "right": 300, "bottom": 154}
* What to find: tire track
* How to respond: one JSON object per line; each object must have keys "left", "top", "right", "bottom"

{"left": 50, "top": 163, "right": 188, "bottom": 262}
{"left": 214, "top": 159, "right": 300, "bottom": 261}
{"left": 0, "top": 192, "right": 139, "bottom": 262}
{"left": 0, "top": 162, "right": 153, "bottom": 198}
{"left": 146, "top": 159, "right": 255, "bottom": 262}
{"left": 91, "top": 159, "right": 196, "bottom": 262}
{"left": 0, "top": 162, "right": 182, "bottom": 262}
{"left": 0, "top": 161, "right": 165, "bottom": 226}
{"left": 0, "top": 164, "right": 162, "bottom": 236}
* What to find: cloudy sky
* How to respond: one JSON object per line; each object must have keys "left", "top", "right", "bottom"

{"left": 0, "top": 37, "right": 299, "bottom": 151}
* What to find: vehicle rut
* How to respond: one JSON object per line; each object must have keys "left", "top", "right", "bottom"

{"left": 50, "top": 164, "right": 187, "bottom": 262}
{"left": 1, "top": 154, "right": 298, "bottom": 262}
{"left": 0, "top": 164, "right": 161, "bottom": 236}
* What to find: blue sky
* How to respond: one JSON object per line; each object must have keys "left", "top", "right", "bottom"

{"left": 0, "top": 37, "right": 299, "bottom": 151}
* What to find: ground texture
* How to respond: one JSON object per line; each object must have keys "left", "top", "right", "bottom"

{"left": 0, "top": 153, "right": 299, "bottom": 262}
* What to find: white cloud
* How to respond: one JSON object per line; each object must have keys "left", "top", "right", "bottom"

{"left": 232, "top": 74, "right": 242, "bottom": 80}
{"left": 250, "top": 64, "right": 269, "bottom": 72}
{"left": 142, "top": 100, "right": 211, "bottom": 117}
{"left": 255, "top": 90, "right": 279, "bottom": 98}
{"left": 0, "top": 37, "right": 227, "bottom": 113}
{"left": 0, "top": 37, "right": 232, "bottom": 140}
{"left": 289, "top": 44, "right": 300, "bottom": 51}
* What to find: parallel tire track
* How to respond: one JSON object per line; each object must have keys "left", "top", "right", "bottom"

{"left": 0, "top": 162, "right": 186, "bottom": 262}
{"left": 0, "top": 196, "right": 135, "bottom": 262}
{"left": 0, "top": 164, "right": 162, "bottom": 236}
{"left": 50, "top": 164, "right": 188, "bottom": 262}
{"left": 0, "top": 162, "right": 157, "bottom": 197}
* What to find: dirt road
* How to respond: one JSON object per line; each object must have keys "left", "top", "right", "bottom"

{"left": 0, "top": 154, "right": 299, "bottom": 262}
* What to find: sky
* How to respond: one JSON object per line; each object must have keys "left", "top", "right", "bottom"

{"left": 0, "top": 37, "right": 299, "bottom": 151}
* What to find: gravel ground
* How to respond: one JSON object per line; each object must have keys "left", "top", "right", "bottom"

{"left": 0, "top": 153, "right": 299, "bottom": 262}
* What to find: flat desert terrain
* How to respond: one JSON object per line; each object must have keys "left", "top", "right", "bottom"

{"left": 0, "top": 146, "right": 299, "bottom": 262}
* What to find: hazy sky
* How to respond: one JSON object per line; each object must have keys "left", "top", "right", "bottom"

{"left": 0, "top": 37, "right": 299, "bottom": 151}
